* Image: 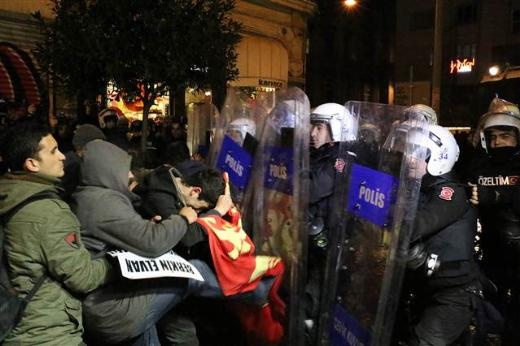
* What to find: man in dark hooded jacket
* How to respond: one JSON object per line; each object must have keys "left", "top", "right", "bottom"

{"left": 72, "top": 140, "right": 216, "bottom": 345}
{"left": 73, "top": 140, "right": 271, "bottom": 345}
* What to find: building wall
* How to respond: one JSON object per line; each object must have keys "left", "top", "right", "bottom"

{"left": 395, "top": 0, "right": 520, "bottom": 126}
{"left": 232, "top": 0, "right": 315, "bottom": 88}
{"left": 0, "top": 1, "right": 316, "bottom": 117}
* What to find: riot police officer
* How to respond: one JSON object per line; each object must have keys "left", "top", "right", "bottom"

{"left": 228, "top": 117, "right": 256, "bottom": 145}
{"left": 308, "top": 103, "right": 356, "bottom": 250}
{"left": 467, "top": 97, "right": 520, "bottom": 344}
{"left": 305, "top": 103, "right": 357, "bottom": 342}
{"left": 403, "top": 125, "right": 479, "bottom": 345}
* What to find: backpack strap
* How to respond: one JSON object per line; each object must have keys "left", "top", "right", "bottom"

{"left": 1, "top": 191, "right": 59, "bottom": 224}
{"left": 1, "top": 190, "right": 59, "bottom": 300}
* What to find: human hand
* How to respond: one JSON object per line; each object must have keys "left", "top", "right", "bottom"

{"left": 215, "top": 172, "right": 234, "bottom": 216}
{"left": 468, "top": 182, "right": 479, "bottom": 205}
{"left": 179, "top": 207, "right": 198, "bottom": 224}
{"left": 150, "top": 215, "right": 162, "bottom": 223}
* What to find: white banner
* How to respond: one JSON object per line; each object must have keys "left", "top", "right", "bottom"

{"left": 107, "top": 250, "right": 204, "bottom": 281}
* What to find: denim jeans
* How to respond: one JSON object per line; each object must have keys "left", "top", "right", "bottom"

{"left": 190, "top": 259, "right": 274, "bottom": 306}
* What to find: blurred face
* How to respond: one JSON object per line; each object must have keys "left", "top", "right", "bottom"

{"left": 310, "top": 122, "right": 332, "bottom": 149}
{"left": 407, "top": 155, "right": 428, "bottom": 179}
{"left": 26, "top": 134, "right": 65, "bottom": 177}
{"left": 171, "top": 123, "right": 185, "bottom": 139}
{"left": 228, "top": 129, "right": 243, "bottom": 145}
{"left": 175, "top": 177, "right": 210, "bottom": 211}
{"left": 105, "top": 119, "right": 116, "bottom": 129}
{"left": 488, "top": 128, "right": 517, "bottom": 148}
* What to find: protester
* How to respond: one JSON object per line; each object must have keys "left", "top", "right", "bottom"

{"left": 137, "top": 161, "right": 285, "bottom": 344}
{"left": 60, "top": 123, "right": 106, "bottom": 202}
{"left": 0, "top": 123, "right": 112, "bottom": 345}
{"left": 73, "top": 140, "right": 276, "bottom": 345}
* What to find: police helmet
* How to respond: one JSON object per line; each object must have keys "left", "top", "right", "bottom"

{"left": 404, "top": 104, "right": 438, "bottom": 125}
{"left": 408, "top": 125, "right": 459, "bottom": 176}
{"left": 479, "top": 97, "right": 520, "bottom": 152}
{"left": 228, "top": 117, "right": 256, "bottom": 144}
{"left": 311, "top": 103, "right": 357, "bottom": 141}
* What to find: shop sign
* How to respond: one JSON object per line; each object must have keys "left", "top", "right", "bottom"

{"left": 258, "top": 79, "right": 284, "bottom": 89}
{"left": 449, "top": 58, "right": 476, "bottom": 74}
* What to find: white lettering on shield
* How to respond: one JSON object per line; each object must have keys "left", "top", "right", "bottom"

{"left": 269, "top": 163, "right": 288, "bottom": 180}
{"left": 358, "top": 185, "right": 385, "bottom": 208}
{"left": 225, "top": 154, "right": 244, "bottom": 176}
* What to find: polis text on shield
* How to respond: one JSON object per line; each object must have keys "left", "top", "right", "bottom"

{"left": 225, "top": 153, "right": 244, "bottom": 176}
{"left": 269, "top": 163, "right": 288, "bottom": 180}
{"left": 358, "top": 185, "right": 385, "bottom": 208}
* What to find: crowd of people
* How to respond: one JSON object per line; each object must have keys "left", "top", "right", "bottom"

{"left": 0, "top": 93, "right": 519, "bottom": 346}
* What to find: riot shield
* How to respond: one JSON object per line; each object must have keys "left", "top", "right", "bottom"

{"left": 186, "top": 102, "right": 218, "bottom": 159}
{"left": 245, "top": 87, "right": 310, "bottom": 345}
{"left": 318, "top": 101, "right": 429, "bottom": 346}
{"left": 208, "top": 87, "right": 274, "bottom": 208}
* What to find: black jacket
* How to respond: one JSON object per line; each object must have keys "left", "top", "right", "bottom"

{"left": 411, "top": 172, "right": 477, "bottom": 287}
{"left": 467, "top": 150, "right": 520, "bottom": 251}
{"left": 309, "top": 141, "right": 378, "bottom": 233}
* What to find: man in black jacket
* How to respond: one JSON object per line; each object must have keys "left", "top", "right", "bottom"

{"left": 404, "top": 125, "right": 479, "bottom": 345}
{"left": 136, "top": 160, "right": 279, "bottom": 345}
{"left": 467, "top": 97, "right": 520, "bottom": 343}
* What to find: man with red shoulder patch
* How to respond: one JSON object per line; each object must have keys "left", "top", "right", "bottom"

{"left": 399, "top": 125, "right": 479, "bottom": 345}
{"left": 0, "top": 123, "right": 112, "bottom": 345}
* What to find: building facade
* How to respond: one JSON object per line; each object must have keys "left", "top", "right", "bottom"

{"left": 0, "top": 0, "right": 316, "bottom": 120}
{"left": 395, "top": 0, "right": 520, "bottom": 126}
{"left": 231, "top": 0, "right": 315, "bottom": 90}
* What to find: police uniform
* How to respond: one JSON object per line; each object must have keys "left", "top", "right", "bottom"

{"left": 304, "top": 142, "right": 342, "bottom": 340}
{"left": 309, "top": 142, "right": 342, "bottom": 237}
{"left": 305, "top": 140, "right": 376, "bottom": 344}
{"left": 406, "top": 172, "right": 479, "bottom": 346}
{"left": 468, "top": 149, "right": 520, "bottom": 343}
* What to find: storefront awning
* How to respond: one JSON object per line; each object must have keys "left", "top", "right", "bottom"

{"left": 481, "top": 66, "right": 520, "bottom": 83}
{"left": 231, "top": 36, "right": 288, "bottom": 89}
{"left": 0, "top": 42, "right": 42, "bottom": 105}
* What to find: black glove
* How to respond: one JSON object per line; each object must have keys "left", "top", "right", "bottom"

{"left": 407, "top": 243, "right": 427, "bottom": 270}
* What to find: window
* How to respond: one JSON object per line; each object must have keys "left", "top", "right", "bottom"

{"left": 456, "top": 43, "right": 477, "bottom": 58}
{"left": 513, "top": 9, "right": 520, "bottom": 34}
{"left": 409, "top": 9, "right": 434, "bottom": 31}
{"left": 457, "top": 3, "right": 478, "bottom": 25}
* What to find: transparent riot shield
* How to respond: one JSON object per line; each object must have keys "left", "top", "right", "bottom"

{"left": 244, "top": 87, "right": 310, "bottom": 345}
{"left": 318, "top": 101, "right": 429, "bottom": 346}
{"left": 208, "top": 87, "right": 274, "bottom": 208}
{"left": 186, "top": 102, "right": 219, "bottom": 159}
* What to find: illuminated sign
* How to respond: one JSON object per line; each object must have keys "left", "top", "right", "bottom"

{"left": 449, "top": 58, "right": 476, "bottom": 74}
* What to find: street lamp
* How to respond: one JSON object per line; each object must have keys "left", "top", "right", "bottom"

{"left": 488, "top": 65, "right": 500, "bottom": 77}
{"left": 343, "top": 0, "right": 358, "bottom": 9}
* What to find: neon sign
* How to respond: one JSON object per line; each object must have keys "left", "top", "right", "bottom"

{"left": 449, "top": 58, "right": 476, "bottom": 74}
